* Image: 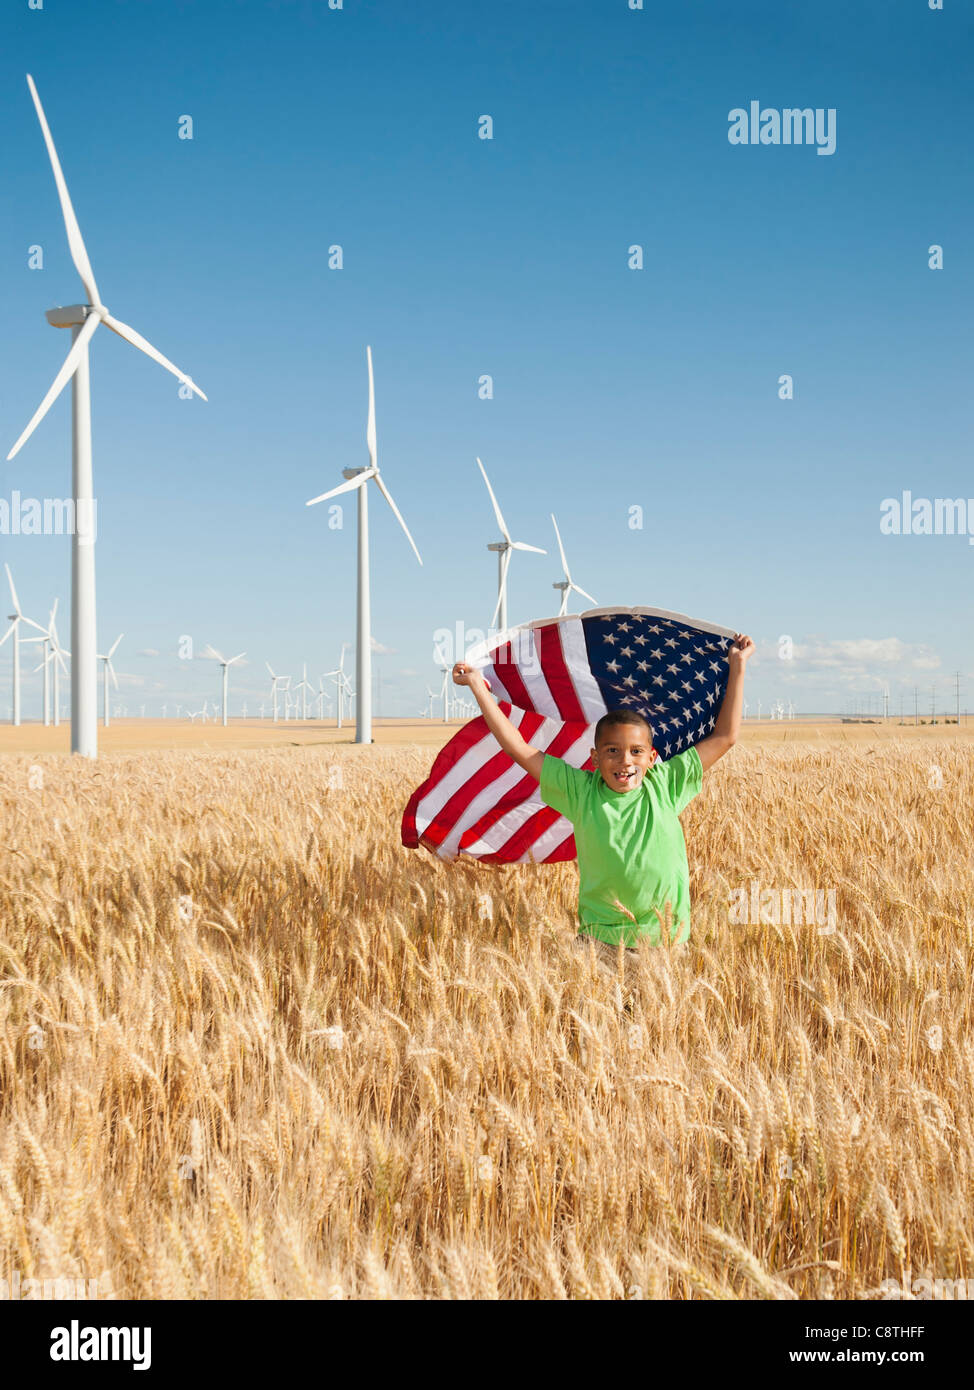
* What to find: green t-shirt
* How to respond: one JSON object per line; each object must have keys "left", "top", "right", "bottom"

{"left": 539, "top": 746, "right": 702, "bottom": 947}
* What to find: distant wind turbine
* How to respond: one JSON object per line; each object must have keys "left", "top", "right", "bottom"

{"left": 306, "top": 347, "right": 422, "bottom": 744}
{"left": 477, "top": 457, "right": 546, "bottom": 631}
{"left": 324, "top": 644, "right": 354, "bottom": 730}
{"left": 0, "top": 564, "right": 46, "bottom": 725}
{"left": 6, "top": 74, "right": 206, "bottom": 759}
{"left": 295, "top": 663, "right": 314, "bottom": 721}
{"left": 97, "top": 633, "right": 122, "bottom": 727}
{"left": 25, "top": 600, "right": 68, "bottom": 727}
{"left": 202, "top": 646, "right": 246, "bottom": 727}
{"left": 265, "top": 663, "right": 289, "bottom": 723}
{"left": 550, "top": 513, "right": 597, "bottom": 616}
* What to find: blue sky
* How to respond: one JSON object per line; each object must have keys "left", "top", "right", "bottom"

{"left": 0, "top": 0, "right": 971, "bottom": 719}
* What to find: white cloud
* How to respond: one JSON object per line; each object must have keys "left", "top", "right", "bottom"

{"left": 137, "top": 648, "right": 159, "bottom": 657}
{"left": 370, "top": 638, "right": 395, "bottom": 654}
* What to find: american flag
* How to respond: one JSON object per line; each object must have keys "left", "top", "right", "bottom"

{"left": 401, "top": 606, "right": 738, "bottom": 864}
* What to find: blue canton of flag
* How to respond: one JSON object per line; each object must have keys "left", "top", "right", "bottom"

{"left": 582, "top": 612, "right": 733, "bottom": 758}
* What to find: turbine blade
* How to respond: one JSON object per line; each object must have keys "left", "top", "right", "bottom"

{"left": 551, "top": 513, "right": 571, "bottom": 580}
{"left": 476, "top": 457, "right": 511, "bottom": 541}
{"left": 26, "top": 74, "right": 102, "bottom": 306}
{"left": 511, "top": 541, "right": 546, "bottom": 554}
{"left": 100, "top": 312, "right": 207, "bottom": 400}
{"left": 4, "top": 564, "right": 22, "bottom": 616}
{"left": 201, "top": 645, "right": 224, "bottom": 662}
{"left": 306, "top": 469, "right": 375, "bottom": 507}
{"left": 228, "top": 652, "right": 246, "bottom": 664}
{"left": 366, "top": 345, "right": 377, "bottom": 470}
{"left": 570, "top": 582, "right": 598, "bottom": 606}
{"left": 108, "top": 633, "right": 123, "bottom": 657}
{"left": 108, "top": 662, "right": 118, "bottom": 690}
{"left": 373, "top": 473, "right": 422, "bottom": 565}
{"left": 0, "top": 625, "right": 13, "bottom": 650}
{"left": 7, "top": 310, "right": 100, "bottom": 459}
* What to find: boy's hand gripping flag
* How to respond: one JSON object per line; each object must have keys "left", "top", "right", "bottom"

{"left": 401, "top": 606, "right": 738, "bottom": 865}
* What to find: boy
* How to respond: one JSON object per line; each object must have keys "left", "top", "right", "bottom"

{"left": 452, "top": 633, "right": 754, "bottom": 959}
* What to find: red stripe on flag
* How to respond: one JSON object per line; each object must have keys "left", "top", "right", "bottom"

{"left": 538, "top": 623, "right": 587, "bottom": 724}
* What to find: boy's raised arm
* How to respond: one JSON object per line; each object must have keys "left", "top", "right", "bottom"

{"left": 453, "top": 662, "right": 545, "bottom": 782}
{"left": 694, "top": 633, "right": 754, "bottom": 772}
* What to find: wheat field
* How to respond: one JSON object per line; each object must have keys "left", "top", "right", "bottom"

{"left": 0, "top": 735, "right": 971, "bottom": 1300}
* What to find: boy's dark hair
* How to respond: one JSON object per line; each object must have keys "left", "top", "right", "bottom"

{"left": 594, "top": 708, "right": 654, "bottom": 746}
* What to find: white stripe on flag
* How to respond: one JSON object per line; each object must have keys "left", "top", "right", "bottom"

{"left": 558, "top": 618, "right": 608, "bottom": 722}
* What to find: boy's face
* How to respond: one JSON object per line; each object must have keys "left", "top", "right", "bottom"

{"left": 591, "top": 723, "right": 656, "bottom": 793}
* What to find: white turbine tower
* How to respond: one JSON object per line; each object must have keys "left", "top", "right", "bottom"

{"left": 6, "top": 74, "right": 206, "bottom": 759}
{"left": 202, "top": 647, "right": 246, "bottom": 727}
{"left": 97, "top": 633, "right": 122, "bottom": 727}
{"left": 550, "top": 513, "right": 597, "bottom": 617}
{"left": 306, "top": 347, "right": 422, "bottom": 745}
{"left": 477, "top": 457, "right": 546, "bottom": 632}
{"left": 0, "top": 564, "right": 46, "bottom": 725}
{"left": 439, "top": 666, "right": 451, "bottom": 723}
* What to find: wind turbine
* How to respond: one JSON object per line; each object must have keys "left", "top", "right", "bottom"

{"left": 48, "top": 601, "right": 70, "bottom": 726}
{"left": 6, "top": 74, "right": 206, "bottom": 759}
{"left": 295, "top": 663, "right": 314, "bottom": 721}
{"left": 97, "top": 633, "right": 122, "bottom": 727}
{"left": 550, "top": 513, "right": 597, "bottom": 616}
{"left": 424, "top": 685, "right": 435, "bottom": 720}
{"left": 477, "top": 457, "right": 546, "bottom": 631}
{"left": 0, "top": 564, "right": 46, "bottom": 725}
{"left": 439, "top": 666, "right": 451, "bottom": 723}
{"left": 324, "top": 645, "right": 353, "bottom": 730}
{"left": 202, "top": 646, "right": 246, "bottom": 727}
{"left": 266, "top": 663, "right": 289, "bottom": 723}
{"left": 306, "top": 347, "right": 422, "bottom": 744}
{"left": 24, "top": 600, "right": 67, "bottom": 727}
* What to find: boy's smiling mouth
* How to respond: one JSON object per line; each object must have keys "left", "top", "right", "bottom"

{"left": 612, "top": 770, "right": 637, "bottom": 787}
